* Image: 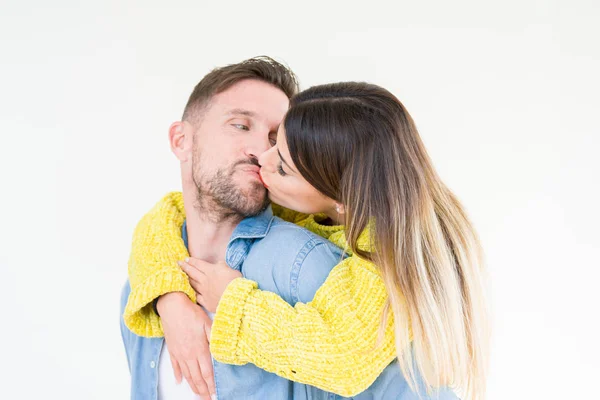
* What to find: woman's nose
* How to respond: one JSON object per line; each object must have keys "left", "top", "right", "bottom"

{"left": 258, "top": 146, "right": 276, "bottom": 169}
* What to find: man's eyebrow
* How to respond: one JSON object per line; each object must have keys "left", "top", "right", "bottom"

{"left": 277, "top": 149, "right": 295, "bottom": 172}
{"left": 227, "top": 108, "right": 256, "bottom": 117}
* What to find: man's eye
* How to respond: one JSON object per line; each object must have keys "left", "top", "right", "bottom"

{"left": 232, "top": 124, "right": 249, "bottom": 131}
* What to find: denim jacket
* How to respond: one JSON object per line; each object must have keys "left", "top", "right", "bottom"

{"left": 119, "top": 206, "right": 458, "bottom": 400}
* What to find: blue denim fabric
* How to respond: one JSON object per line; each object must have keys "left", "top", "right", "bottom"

{"left": 120, "top": 205, "right": 458, "bottom": 400}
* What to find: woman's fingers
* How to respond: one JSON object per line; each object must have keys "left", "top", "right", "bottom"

{"left": 187, "top": 360, "right": 211, "bottom": 400}
{"left": 188, "top": 277, "right": 203, "bottom": 294}
{"left": 185, "top": 257, "right": 212, "bottom": 273}
{"left": 179, "top": 260, "right": 206, "bottom": 282}
{"left": 180, "top": 362, "right": 201, "bottom": 395}
{"left": 170, "top": 355, "right": 183, "bottom": 384}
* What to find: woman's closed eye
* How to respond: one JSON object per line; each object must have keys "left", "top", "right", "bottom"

{"left": 277, "top": 162, "right": 287, "bottom": 176}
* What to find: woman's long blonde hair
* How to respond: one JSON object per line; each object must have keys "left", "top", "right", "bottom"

{"left": 285, "top": 82, "right": 490, "bottom": 399}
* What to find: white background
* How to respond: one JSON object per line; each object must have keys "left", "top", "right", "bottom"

{"left": 1, "top": 1, "right": 598, "bottom": 399}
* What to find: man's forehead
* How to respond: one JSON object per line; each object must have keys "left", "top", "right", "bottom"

{"left": 210, "top": 80, "right": 289, "bottom": 122}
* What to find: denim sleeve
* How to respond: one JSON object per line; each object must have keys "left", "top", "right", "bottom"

{"left": 119, "top": 280, "right": 133, "bottom": 373}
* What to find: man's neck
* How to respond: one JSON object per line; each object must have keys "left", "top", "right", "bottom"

{"left": 182, "top": 190, "right": 241, "bottom": 263}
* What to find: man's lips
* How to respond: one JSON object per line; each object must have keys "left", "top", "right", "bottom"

{"left": 240, "top": 166, "right": 260, "bottom": 174}
{"left": 235, "top": 163, "right": 268, "bottom": 188}
{"left": 238, "top": 165, "right": 267, "bottom": 186}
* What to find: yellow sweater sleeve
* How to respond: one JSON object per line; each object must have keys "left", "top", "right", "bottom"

{"left": 123, "top": 192, "right": 196, "bottom": 337}
{"left": 209, "top": 256, "right": 398, "bottom": 397}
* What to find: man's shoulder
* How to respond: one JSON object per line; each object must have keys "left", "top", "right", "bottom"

{"left": 246, "top": 215, "right": 345, "bottom": 268}
{"left": 266, "top": 216, "right": 343, "bottom": 253}
{"left": 244, "top": 216, "right": 345, "bottom": 304}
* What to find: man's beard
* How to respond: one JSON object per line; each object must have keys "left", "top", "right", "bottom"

{"left": 192, "top": 157, "right": 270, "bottom": 221}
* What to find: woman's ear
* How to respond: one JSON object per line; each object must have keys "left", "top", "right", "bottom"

{"left": 335, "top": 203, "right": 346, "bottom": 214}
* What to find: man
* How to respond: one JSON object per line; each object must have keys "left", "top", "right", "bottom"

{"left": 119, "top": 57, "right": 344, "bottom": 400}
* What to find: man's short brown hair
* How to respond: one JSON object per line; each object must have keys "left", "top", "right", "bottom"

{"left": 182, "top": 56, "right": 299, "bottom": 122}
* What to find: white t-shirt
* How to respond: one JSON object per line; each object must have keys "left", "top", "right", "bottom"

{"left": 158, "top": 310, "right": 216, "bottom": 400}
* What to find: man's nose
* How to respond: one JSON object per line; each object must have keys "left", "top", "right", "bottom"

{"left": 245, "top": 133, "right": 272, "bottom": 162}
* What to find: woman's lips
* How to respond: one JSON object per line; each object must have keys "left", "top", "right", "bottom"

{"left": 258, "top": 169, "right": 269, "bottom": 189}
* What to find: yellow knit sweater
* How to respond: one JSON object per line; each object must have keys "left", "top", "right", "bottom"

{"left": 123, "top": 192, "right": 397, "bottom": 397}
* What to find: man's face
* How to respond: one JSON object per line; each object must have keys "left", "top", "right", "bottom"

{"left": 190, "top": 79, "right": 289, "bottom": 217}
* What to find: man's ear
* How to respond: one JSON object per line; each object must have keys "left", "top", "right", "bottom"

{"left": 169, "top": 121, "right": 192, "bottom": 162}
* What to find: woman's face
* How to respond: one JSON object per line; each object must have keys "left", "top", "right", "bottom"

{"left": 258, "top": 125, "right": 335, "bottom": 215}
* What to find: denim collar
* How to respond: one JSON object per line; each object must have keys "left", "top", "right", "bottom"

{"left": 181, "top": 205, "right": 275, "bottom": 249}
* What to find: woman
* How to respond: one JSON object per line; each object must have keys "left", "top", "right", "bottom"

{"left": 126, "top": 82, "right": 489, "bottom": 399}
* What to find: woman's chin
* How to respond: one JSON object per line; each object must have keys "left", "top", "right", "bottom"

{"left": 268, "top": 193, "right": 288, "bottom": 208}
